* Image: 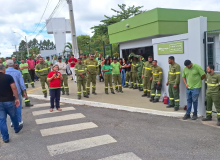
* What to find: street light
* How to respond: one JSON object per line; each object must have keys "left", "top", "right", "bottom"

{"left": 14, "top": 32, "right": 30, "bottom": 57}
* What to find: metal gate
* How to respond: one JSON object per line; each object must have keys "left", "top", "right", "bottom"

{"left": 204, "top": 29, "right": 220, "bottom": 71}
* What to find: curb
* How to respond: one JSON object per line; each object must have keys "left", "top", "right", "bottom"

{"left": 28, "top": 94, "right": 185, "bottom": 118}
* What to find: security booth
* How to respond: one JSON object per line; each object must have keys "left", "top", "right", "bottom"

{"left": 108, "top": 8, "right": 220, "bottom": 116}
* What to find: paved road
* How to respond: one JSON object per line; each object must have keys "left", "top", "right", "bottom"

{"left": 1, "top": 98, "right": 220, "bottom": 160}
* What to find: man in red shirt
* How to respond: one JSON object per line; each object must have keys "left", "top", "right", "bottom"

{"left": 68, "top": 55, "right": 77, "bottom": 83}
{"left": 26, "top": 56, "right": 35, "bottom": 81}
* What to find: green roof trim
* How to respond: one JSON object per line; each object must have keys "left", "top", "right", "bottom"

{"left": 108, "top": 8, "right": 220, "bottom": 44}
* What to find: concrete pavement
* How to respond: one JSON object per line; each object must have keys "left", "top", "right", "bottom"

{"left": 1, "top": 98, "right": 220, "bottom": 160}
{"left": 27, "top": 76, "right": 186, "bottom": 117}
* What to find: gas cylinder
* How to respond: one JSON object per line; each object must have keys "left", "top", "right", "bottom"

{"left": 163, "top": 93, "right": 169, "bottom": 104}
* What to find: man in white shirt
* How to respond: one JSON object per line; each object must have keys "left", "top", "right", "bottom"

{"left": 56, "top": 56, "right": 69, "bottom": 95}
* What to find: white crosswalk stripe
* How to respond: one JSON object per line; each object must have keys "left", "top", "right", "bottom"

{"left": 35, "top": 113, "right": 85, "bottom": 124}
{"left": 31, "top": 103, "right": 64, "bottom": 108}
{"left": 98, "top": 152, "right": 142, "bottom": 160}
{"left": 32, "top": 107, "right": 75, "bottom": 116}
{"left": 40, "top": 122, "right": 98, "bottom": 136}
{"left": 47, "top": 135, "right": 117, "bottom": 156}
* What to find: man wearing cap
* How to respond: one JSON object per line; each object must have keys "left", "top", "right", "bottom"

{"left": 20, "top": 59, "right": 34, "bottom": 88}
{"left": 68, "top": 55, "right": 77, "bottom": 82}
{"left": 85, "top": 53, "right": 98, "bottom": 95}
{"left": 182, "top": 60, "right": 206, "bottom": 120}
{"left": 166, "top": 56, "right": 181, "bottom": 111}
{"left": 6, "top": 60, "right": 27, "bottom": 126}
{"left": 150, "top": 60, "right": 163, "bottom": 103}
{"left": 56, "top": 56, "right": 69, "bottom": 95}
{"left": 111, "top": 57, "right": 123, "bottom": 93}
{"left": 142, "top": 56, "right": 153, "bottom": 97}
{"left": 35, "top": 57, "right": 50, "bottom": 98}
{"left": 75, "top": 58, "right": 89, "bottom": 99}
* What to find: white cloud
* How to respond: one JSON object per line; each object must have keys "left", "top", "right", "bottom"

{"left": 0, "top": 0, "right": 220, "bottom": 57}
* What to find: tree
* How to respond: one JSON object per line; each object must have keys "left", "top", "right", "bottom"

{"left": 63, "top": 42, "right": 73, "bottom": 55}
{"left": 91, "top": 4, "right": 145, "bottom": 38}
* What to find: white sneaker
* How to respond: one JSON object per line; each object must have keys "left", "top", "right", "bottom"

{"left": 19, "top": 121, "right": 23, "bottom": 125}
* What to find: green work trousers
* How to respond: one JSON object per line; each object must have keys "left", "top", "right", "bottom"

{"left": 143, "top": 77, "right": 152, "bottom": 96}
{"left": 132, "top": 72, "right": 138, "bottom": 89}
{"left": 104, "top": 74, "right": 114, "bottom": 93}
{"left": 61, "top": 74, "right": 69, "bottom": 93}
{"left": 40, "top": 75, "right": 49, "bottom": 95}
{"left": 137, "top": 74, "right": 143, "bottom": 89}
{"left": 125, "top": 71, "right": 131, "bottom": 87}
{"left": 24, "top": 98, "right": 31, "bottom": 106}
{"left": 87, "top": 74, "right": 96, "bottom": 93}
{"left": 77, "top": 80, "right": 87, "bottom": 97}
{"left": 113, "top": 74, "right": 122, "bottom": 91}
{"left": 23, "top": 73, "right": 34, "bottom": 88}
{"left": 168, "top": 84, "right": 180, "bottom": 108}
{"left": 151, "top": 81, "right": 161, "bottom": 100}
{"left": 206, "top": 93, "right": 220, "bottom": 119}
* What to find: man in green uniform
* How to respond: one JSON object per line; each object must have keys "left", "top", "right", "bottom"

{"left": 111, "top": 57, "right": 123, "bottom": 93}
{"left": 142, "top": 56, "right": 153, "bottom": 97}
{"left": 20, "top": 59, "right": 34, "bottom": 88}
{"left": 130, "top": 54, "right": 138, "bottom": 89}
{"left": 124, "top": 59, "right": 131, "bottom": 88}
{"left": 82, "top": 54, "right": 87, "bottom": 64}
{"left": 85, "top": 54, "right": 98, "bottom": 95}
{"left": 150, "top": 60, "right": 163, "bottom": 103}
{"left": 35, "top": 57, "right": 50, "bottom": 98}
{"left": 166, "top": 56, "right": 181, "bottom": 111}
{"left": 56, "top": 56, "right": 69, "bottom": 95}
{"left": 75, "top": 58, "right": 89, "bottom": 99}
{"left": 202, "top": 64, "right": 220, "bottom": 126}
{"left": 136, "top": 56, "right": 144, "bottom": 91}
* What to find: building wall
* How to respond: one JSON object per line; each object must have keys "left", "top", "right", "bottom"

{"left": 152, "top": 17, "right": 207, "bottom": 116}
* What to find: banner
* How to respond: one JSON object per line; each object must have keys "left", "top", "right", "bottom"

{"left": 157, "top": 41, "right": 184, "bottom": 55}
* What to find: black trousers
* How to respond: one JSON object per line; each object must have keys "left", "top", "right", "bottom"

{"left": 29, "top": 70, "right": 35, "bottom": 81}
{"left": 50, "top": 88, "right": 61, "bottom": 109}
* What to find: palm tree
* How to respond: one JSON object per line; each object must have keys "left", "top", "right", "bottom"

{"left": 63, "top": 42, "right": 73, "bottom": 56}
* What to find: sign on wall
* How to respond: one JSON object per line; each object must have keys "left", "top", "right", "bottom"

{"left": 157, "top": 41, "right": 184, "bottom": 55}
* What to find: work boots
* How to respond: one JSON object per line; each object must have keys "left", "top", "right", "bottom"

{"left": 150, "top": 97, "right": 154, "bottom": 102}
{"left": 62, "top": 92, "right": 65, "bottom": 95}
{"left": 153, "top": 99, "right": 159, "bottom": 103}
{"left": 166, "top": 105, "right": 174, "bottom": 108}
{"left": 202, "top": 117, "right": 212, "bottom": 121}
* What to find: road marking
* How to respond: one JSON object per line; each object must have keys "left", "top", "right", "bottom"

{"left": 31, "top": 103, "right": 64, "bottom": 109}
{"left": 40, "top": 122, "right": 98, "bottom": 136}
{"left": 27, "top": 87, "right": 42, "bottom": 94}
{"left": 35, "top": 113, "right": 85, "bottom": 124}
{"left": 98, "top": 152, "right": 142, "bottom": 160}
{"left": 47, "top": 135, "right": 117, "bottom": 156}
{"left": 32, "top": 107, "right": 75, "bottom": 116}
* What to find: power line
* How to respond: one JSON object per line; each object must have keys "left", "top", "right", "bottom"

{"left": 30, "top": 0, "right": 51, "bottom": 35}
{"left": 34, "top": 0, "right": 65, "bottom": 38}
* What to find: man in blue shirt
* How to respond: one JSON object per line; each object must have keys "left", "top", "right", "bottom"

{"left": 6, "top": 60, "right": 27, "bottom": 126}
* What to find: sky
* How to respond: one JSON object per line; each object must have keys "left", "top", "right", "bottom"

{"left": 0, "top": 0, "right": 220, "bottom": 57}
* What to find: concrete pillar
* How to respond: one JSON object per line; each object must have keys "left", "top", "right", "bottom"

{"left": 188, "top": 16, "right": 207, "bottom": 116}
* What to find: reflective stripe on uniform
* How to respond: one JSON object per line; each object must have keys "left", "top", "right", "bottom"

{"left": 36, "top": 68, "right": 48, "bottom": 72}
{"left": 77, "top": 92, "right": 81, "bottom": 94}
{"left": 144, "top": 67, "right": 152, "bottom": 70}
{"left": 78, "top": 70, "right": 84, "bottom": 72}
{"left": 92, "top": 86, "right": 96, "bottom": 88}
{"left": 206, "top": 111, "right": 212, "bottom": 114}
{"left": 217, "top": 113, "right": 220, "bottom": 116}
{"left": 24, "top": 100, "right": 30, "bottom": 102}
{"left": 144, "top": 89, "right": 147, "bottom": 91}
{"left": 87, "top": 65, "right": 96, "bottom": 67}
{"left": 156, "top": 94, "right": 161, "bottom": 96}
{"left": 86, "top": 87, "right": 90, "bottom": 89}
{"left": 151, "top": 94, "right": 155, "bottom": 96}
{"left": 65, "top": 87, "right": 69, "bottom": 88}
{"left": 42, "top": 89, "right": 47, "bottom": 91}
{"left": 118, "top": 85, "right": 122, "bottom": 87}
{"left": 170, "top": 98, "right": 174, "bottom": 100}
{"left": 83, "top": 90, "right": 87, "bottom": 92}
{"left": 206, "top": 83, "right": 220, "bottom": 87}
{"left": 175, "top": 99, "right": 180, "bottom": 102}
{"left": 159, "top": 72, "right": 162, "bottom": 74}
{"left": 61, "top": 87, "right": 64, "bottom": 88}
{"left": 153, "top": 73, "right": 159, "bottom": 75}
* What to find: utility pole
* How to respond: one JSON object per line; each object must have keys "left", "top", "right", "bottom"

{"left": 25, "top": 36, "right": 30, "bottom": 57}
{"left": 12, "top": 45, "right": 18, "bottom": 60}
{"left": 66, "top": 0, "right": 79, "bottom": 58}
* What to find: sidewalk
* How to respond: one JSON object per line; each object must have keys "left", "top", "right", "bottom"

{"left": 27, "top": 77, "right": 186, "bottom": 117}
